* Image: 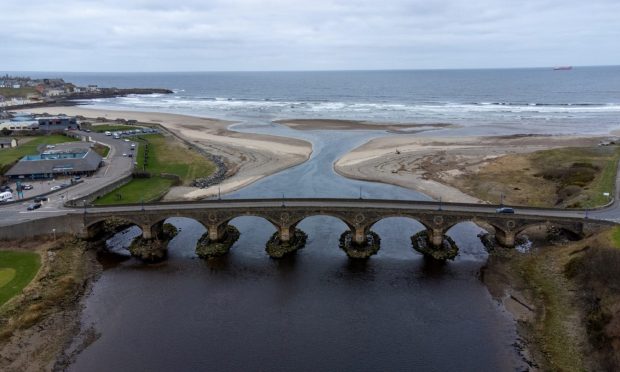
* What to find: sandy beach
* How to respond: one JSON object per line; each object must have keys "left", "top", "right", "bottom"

{"left": 335, "top": 134, "right": 605, "bottom": 203}
{"left": 276, "top": 118, "right": 457, "bottom": 132}
{"left": 22, "top": 107, "right": 313, "bottom": 200}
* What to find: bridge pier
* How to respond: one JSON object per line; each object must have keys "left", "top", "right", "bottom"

{"left": 265, "top": 225, "right": 307, "bottom": 258}
{"left": 196, "top": 223, "right": 240, "bottom": 258}
{"left": 339, "top": 227, "right": 381, "bottom": 259}
{"left": 129, "top": 222, "right": 178, "bottom": 263}
{"left": 411, "top": 229, "right": 459, "bottom": 260}
{"left": 495, "top": 230, "right": 516, "bottom": 248}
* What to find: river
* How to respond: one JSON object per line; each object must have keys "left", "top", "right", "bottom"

{"left": 69, "top": 125, "right": 527, "bottom": 371}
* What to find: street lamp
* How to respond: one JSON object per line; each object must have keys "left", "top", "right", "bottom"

{"left": 52, "top": 228, "right": 56, "bottom": 240}
{"left": 83, "top": 199, "right": 87, "bottom": 215}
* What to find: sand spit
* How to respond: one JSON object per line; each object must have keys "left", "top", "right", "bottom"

{"left": 276, "top": 118, "right": 457, "bottom": 132}
{"left": 335, "top": 134, "right": 604, "bottom": 203}
{"left": 22, "top": 107, "right": 313, "bottom": 200}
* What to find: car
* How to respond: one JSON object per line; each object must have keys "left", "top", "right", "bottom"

{"left": 50, "top": 185, "right": 62, "bottom": 191}
{"left": 21, "top": 184, "right": 33, "bottom": 190}
{"left": 34, "top": 196, "right": 48, "bottom": 203}
{"left": 496, "top": 207, "right": 515, "bottom": 214}
{"left": 122, "top": 153, "right": 127, "bottom": 157}
{"left": 84, "top": 129, "right": 92, "bottom": 133}
{"left": 124, "top": 138, "right": 130, "bottom": 142}
{"left": 27, "top": 203, "right": 41, "bottom": 211}
{"left": 60, "top": 183, "right": 70, "bottom": 188}
{"left": 73, "top": 175, "right": 81, "bottom": 180}
{"left": 128, "top": 154, "right": 133, "bottom": 158}
{"left": 130, "top": 147, "right": 135, "bottom": 151}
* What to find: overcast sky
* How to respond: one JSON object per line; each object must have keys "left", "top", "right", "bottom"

{"left": 2, "top": 0, "right": 619, "bottom": 71}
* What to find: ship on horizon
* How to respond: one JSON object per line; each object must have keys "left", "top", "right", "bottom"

{"left": 553, "top": 66, "right": 573, "bottom": 70}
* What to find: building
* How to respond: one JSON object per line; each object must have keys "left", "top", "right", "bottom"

{"left": 0, "top": 120, "right": 39, "bottom": 131}
{"left": 5, "top": 146, "right": 102, "bottom": 179}
{"left": 37, "top": 116, "right": 79, "bottom": 131}
{"left": 0, "top": 138, "right": 18, "bottom": 148}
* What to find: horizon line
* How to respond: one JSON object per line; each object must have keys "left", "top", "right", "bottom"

{"left": 2, "top": 64, "right": 619, "bottom": 74}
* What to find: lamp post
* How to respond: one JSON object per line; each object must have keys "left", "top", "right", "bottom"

{"left": 52, "top": 228, "right": 56, "bottom": 240}
{"left": 83, "top": 199, "right": 87, "bottom": 215}
{"left": 438, "top": 197, "right": 442, "bottom": 211}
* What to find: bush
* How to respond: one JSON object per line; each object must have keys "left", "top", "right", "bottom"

{"left": 132, "top": 171, "right": 151, "bottom": 179}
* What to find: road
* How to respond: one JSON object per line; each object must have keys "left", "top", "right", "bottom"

{"left": 0, "top": 129, "right": 135, "bottom": 225}
{"left": 0, "top": 133, "right": 618, "bottom": 227}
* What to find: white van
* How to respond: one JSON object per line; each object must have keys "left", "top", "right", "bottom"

{"left": 0, "top": 191, "right": 14, "bottom": 203}
{"left": 105, "top": 131, "right": 112, "bottom": 136}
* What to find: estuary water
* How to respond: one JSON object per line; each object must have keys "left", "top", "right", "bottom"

{"left": 70, "top": 131, "right": 524, "bottom": 371}
{"left": 42, "top": 67, "right": 618, "bottom": 371}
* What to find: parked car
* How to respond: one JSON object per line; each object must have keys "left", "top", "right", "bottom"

{"left": 34, "top": 196, "right": 48, "bottom": 203}
{"left": 27, "top": 203, "right": 41, "bottom": 211}
{"left": 0, "top": 185, "right": 12, "bottom": 193}
{"left": 21, "top": 184, "right": 33, "bottom": 190}
{"left": 50, "top": 185, "right": 62, "bottom": 191}
{"left": 496, "top": 207, "right": 515, "bottom": 214}
{"left": 73, "top": 175, "right": 81, "bottom": 180}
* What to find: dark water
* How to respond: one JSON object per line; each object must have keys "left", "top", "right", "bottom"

{"left": 70, "top": 131, "right": 526, "bottom": 371}
{"left": 47, "top": 68, "right": 620, "bottom": 370}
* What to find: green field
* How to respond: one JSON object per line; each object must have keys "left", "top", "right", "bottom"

{"left": 91, "top": 124, "right": 143, "bottom": 133}
{"left": 92, "top": 143, "right": 110, "bottom": 158}
{"left": 0, "top": 87, "right": 38, "bottom": 99}
{"left": 0, "top": 251, "right": 41, "bottom": 306}
{"left": 612, "top": 226, "right": 620, "bottom": 249}
{"left": 0, "top": 134, "right": 78, "bottom": 173}
{"left": 95, "top": 134, "right": 215, "bottom": 205}
{"left": 95, "top": 177, "right": 175, "bottom": 204}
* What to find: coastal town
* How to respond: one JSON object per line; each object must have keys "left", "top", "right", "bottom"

{"left": 0, "top": 75, "right": 172, "bottom": 110}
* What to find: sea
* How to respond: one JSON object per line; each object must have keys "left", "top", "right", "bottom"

{"left": 24, "top": 65, "right": 620, "bottom": 136}
{"left": 13, "top": 67, "right": 620, "bottom": 371}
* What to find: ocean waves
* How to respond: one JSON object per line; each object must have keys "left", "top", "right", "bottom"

{"left": 84, "top": 94, "right": 620, "bottom": 121}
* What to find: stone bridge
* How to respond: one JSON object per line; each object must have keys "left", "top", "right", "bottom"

{"left": 77, "top": 198, "right": 610, "bottom": 261}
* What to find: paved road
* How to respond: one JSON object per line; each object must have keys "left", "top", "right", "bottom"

{"left": 0, "top": 129, "right": 136, "bottom": 225}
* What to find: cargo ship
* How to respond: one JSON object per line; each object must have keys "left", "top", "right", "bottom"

{"left": 553, "top": 66, "right": 573, "bottom": 70}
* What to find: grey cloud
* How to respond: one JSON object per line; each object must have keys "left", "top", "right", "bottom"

{"left": 1, "top": 0, "right": 619, "bottom": 71}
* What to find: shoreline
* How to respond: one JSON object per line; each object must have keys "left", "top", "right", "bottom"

{"left": 334, "top": 134, "right": 607, "bottom": 203}
{"left": 20, "top": 107, "right": 314, "bottom": 200}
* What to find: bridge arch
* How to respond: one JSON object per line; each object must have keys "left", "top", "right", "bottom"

{"left": 85, "top": 216, "right": 146, "bottom": 240}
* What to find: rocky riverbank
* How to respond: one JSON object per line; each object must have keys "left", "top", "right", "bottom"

{"left": 0, "top": 237, "right": 101, "bottom": 372}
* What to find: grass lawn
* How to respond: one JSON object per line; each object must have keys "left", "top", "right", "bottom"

{"left": 611, "top": 226, "right": 620, "bottom": 249}
{"left": 91, "top": 124, "right": 142, "bottom": 133}
{"left": 0, "top": 251, "right": 41, "bottom": 306}
{"left": 0, "top": 87, "right": 38, "bottom": 99}
{"left": 0, "top": 134, "right": 78, "bottom": 173}
{"left": 94, "top": 177, "right": 175, "bottom": 205}
{"left": 137, "top": 134, "right": 216, "bottom": 180}
{"left": 95, "top": 134, "right": 215, "bottom": 205}
{"left": 92, "top": 143, "right": 110, "bottom": 158}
